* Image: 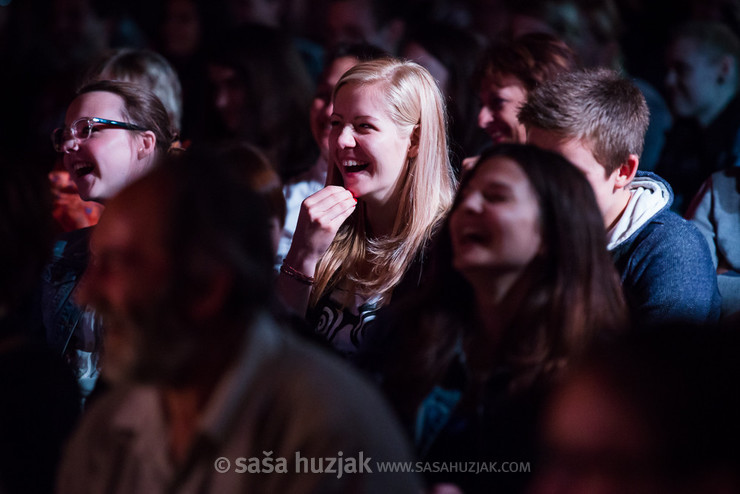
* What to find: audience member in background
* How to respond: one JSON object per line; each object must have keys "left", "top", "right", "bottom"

{"left": 219, "top": 141, "right": 287, "bottom": 267}
{"left": 520, "top": 68, "right": 721, "bottom": 325}
{"left": 205, "top": 23, "right": 318, "bottom": 182}
{"left": 154, "top": 0, "right": 220, "bottom": 141}
{"left": 0, "top": 160, "right": 80, "bottom": 494}
{"left": 223, "top": 0, "right": 325, "bottom": 82}
{"left": 277, "top": 58, "right": 456, "bottom": 364}
{"left": 84, "top": 48, "right": 184, "bottom": 142}
{"left": 324, "top": 0, "right": 406, "bottom": 55}
{"left": 504, "top": 0, "right": 672, "bottom": 172}
{"left": 474, "top": 32, "right": 578, "bottom": 151}
{"left": 40, "top": 81, "right": 175, "bottom": 400}
{"left": 23, "top": 0, "right": 111, "bottom": 172}
{"left": 656, "top": 20, "right": 740, "bottom": 213}
{"left": 531, "top": 324, "right": 740, "bottom": 494}
{"left": 401, "top": 21, "right": 489, "bottom": 175}
{"left": 278, "top": 42, "right": 387, "bottom": 265}
{"left": 686, "top": 167, "right": 740, "bottom": 318}
{"left": 380, "top": 144, "right": 627, "bottom": 494}
{"left": 57, "top": 146, "right": 422, "bottom": 494}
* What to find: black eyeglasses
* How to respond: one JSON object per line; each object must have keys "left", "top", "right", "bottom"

{"left": 52, "top": 117, "right": 149, "bottom": 152}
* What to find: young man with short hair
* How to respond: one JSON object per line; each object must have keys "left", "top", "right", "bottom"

{"left": 519, "top": 68, "right": 721, "bottom": 324}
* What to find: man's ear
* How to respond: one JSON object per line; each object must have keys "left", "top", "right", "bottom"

{"left": 614, "top": 154, "right": 639, "bottom": 189}
{"left": 137, "top": 131, "right": 157, "bottom": 160}
{"left": 719, "top": 54, "right": 735, "bottom": 84}
{"left": 408, "top": 125, "right": 420, "bottom": 158}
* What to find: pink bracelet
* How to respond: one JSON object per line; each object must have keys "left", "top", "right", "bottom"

{"left": 280, "top": 261, "right": 315, "bottom": 285}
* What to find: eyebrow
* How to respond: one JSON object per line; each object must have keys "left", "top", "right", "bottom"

{"left": 330, "top": 113, "right": 381, "bottom": 123}
{"left": 483, "top": 181, "right": 514, "bottom": 190}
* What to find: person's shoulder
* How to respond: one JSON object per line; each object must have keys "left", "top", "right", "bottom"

{"left": 246, "top": 325, "right": 418, "bottom": 468}
{"left": 66, "top": 384, "right": 158, "bottom": 448}
{"left": 269, "top": 328, "right": 382, "bottom": 402}
{"left": 60, "top": 385, "right": 155, "bottom": 458}
{"left": 711, "top": 166, "right": 740, "bottom": 187}
{"left": 256, "top": 325, "right": 403, "bottom": 427}
{"left": 636, "top": 208, "right": 708, "bottom": 252}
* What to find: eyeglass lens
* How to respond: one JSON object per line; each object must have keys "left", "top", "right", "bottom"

{"left": 53, "top": 119, "right": 93, "bottom": 151}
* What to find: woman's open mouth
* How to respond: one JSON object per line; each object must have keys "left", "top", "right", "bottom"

{"left": 341, "top": 159, "right": 370, "bottom": 173}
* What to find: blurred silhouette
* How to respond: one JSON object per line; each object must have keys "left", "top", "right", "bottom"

{"left": 57, "top": 144, "right": 422, "bottom": 494}
{"left": 532, "top": 323, "right": 740, "bottom": 494}
{"left": 656, "top": 20, "right": 740, "bottom": 213}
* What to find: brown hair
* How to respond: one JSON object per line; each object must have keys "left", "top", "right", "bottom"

{"left": 518, "top": 67, "right": 649, "bottom": 175}
{"left": 383, "top": 143, "right": 627, "bottom": 419}
{"left": 475, "top": 32, "right": 579, "bottom": 92}
{"left": 77, "top": 80, "right": 176, "bottom": 155}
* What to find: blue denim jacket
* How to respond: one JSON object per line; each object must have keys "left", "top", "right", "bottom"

{"left": 610, "top": 172, "right": 722, "bottom": 325}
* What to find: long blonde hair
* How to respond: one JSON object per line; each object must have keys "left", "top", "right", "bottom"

{"left": 310, "top": 58, "right": 456, "bottom": 307}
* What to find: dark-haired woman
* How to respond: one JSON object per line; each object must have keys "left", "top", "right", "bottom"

{"left": 381, "top": 144, "right": 628, "bottom": 493}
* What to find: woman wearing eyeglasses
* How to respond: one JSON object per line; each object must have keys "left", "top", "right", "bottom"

{"left": 41, "top": 80, "right": 175, "bottom": 403}
{"left": 54, "top": 80, "right": 175, "bottom": 202}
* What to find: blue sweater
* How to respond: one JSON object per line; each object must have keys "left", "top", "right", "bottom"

{"left": 609, "top": 172, "right": 721, "bottom": 325}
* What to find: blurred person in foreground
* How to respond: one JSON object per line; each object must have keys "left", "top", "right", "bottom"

{"left": 0, "top": 161, "right": 80, "bottom": 494}
{"left": 56, "top": 145, "right": 421, "bottom": 494}
{"left": 531, "top": 323, "right": 740, "bottom": 494}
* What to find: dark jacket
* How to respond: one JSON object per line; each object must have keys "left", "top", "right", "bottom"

{"left": 609, "top": 172, "right": 721, "bottom": 325}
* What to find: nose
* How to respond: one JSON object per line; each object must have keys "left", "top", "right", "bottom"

{"left": 478, "top": 105, "right": 493, "bottom": 129}
{"left": 458, "top": 190, "right": 484, "bottom": 213}
{"left": 337, "top": 125, "right": 356, "bottom": 148}
{"left": 61, "top": 135, "right": 79, "bottom": 154}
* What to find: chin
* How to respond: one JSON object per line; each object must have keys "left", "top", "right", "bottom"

{"left": 75, "top": 186, "right": 95, "bottom": 202}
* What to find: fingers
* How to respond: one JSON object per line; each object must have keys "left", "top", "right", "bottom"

{"left": 290, "top": 186, "right": 357, "bottom": 261}
{"left": 303, "top": 185, "right": 354, "bottom": 210}
{"left": 303, "top": 186, "right": 354, "bottom": 220}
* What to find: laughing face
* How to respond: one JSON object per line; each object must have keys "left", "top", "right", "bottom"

{"left": 450, "top": 155, "right": 542, "bottom": 283}
{"left": 329, "top": 82, "right": 414, "bottom": 206}
{"left": 478, "top": 74, "right": 528, "bottom": 144}
{"left": 62, "top": 91, "right": 149, "bottom": 202}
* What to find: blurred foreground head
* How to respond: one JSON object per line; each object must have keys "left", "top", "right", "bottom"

{"left": 78, "top": 144, "right": 275, "bottom": 387}
{"left": 532, "top": 323, "right": 740, "bottom": 494}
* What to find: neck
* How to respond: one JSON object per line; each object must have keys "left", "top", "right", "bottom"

{"left": 468, "top": 271, "right": 520, "bottom": 336}
{"left": 604, "top": 188, "right": 633, "bottom": 231}
{"left": 463, "top": 284, "right": 509, "bottom": 375}
{"left": 364, "top": 193, "right": 401, "bottom": 238}
{"left": 698, "top": 86, "right": 735, "bottom": 128}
